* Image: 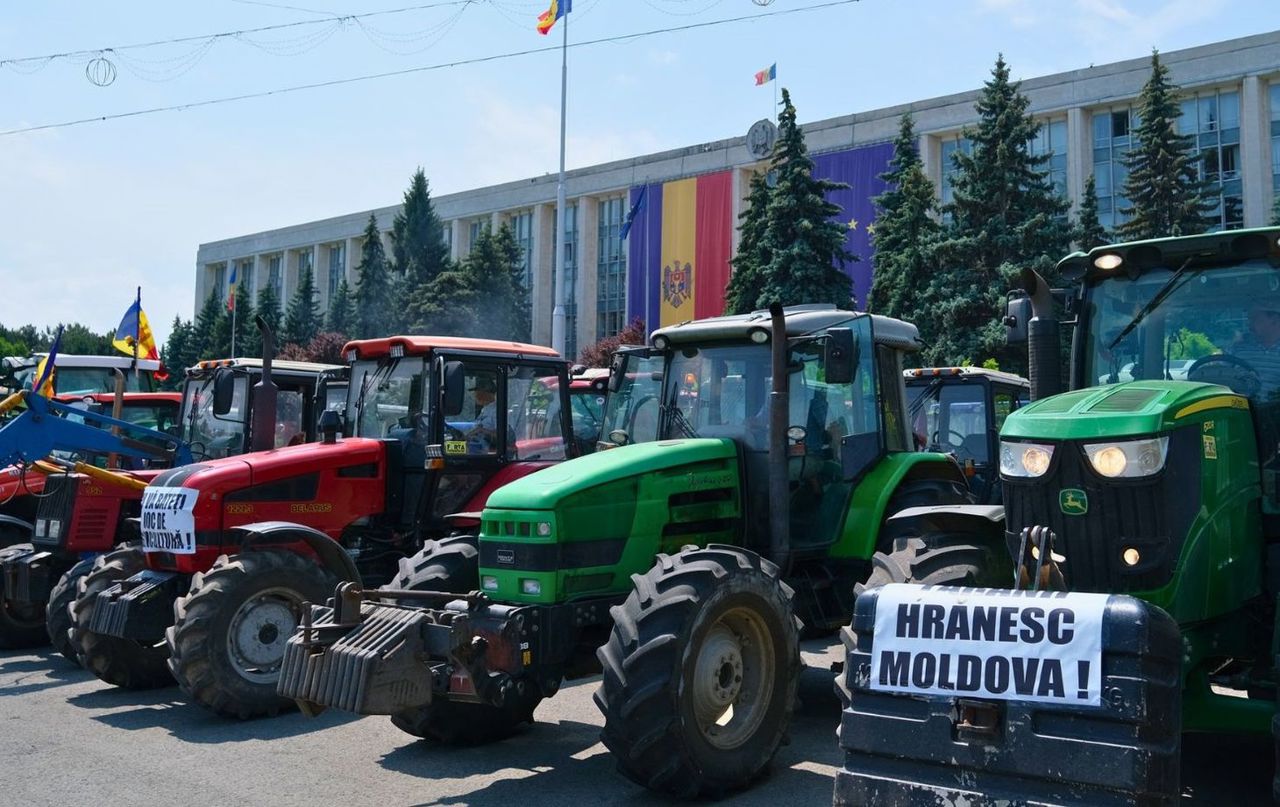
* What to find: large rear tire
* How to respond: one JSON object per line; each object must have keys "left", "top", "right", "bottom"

{"left": 595, "top": 545, "right": 801, "bottom": 798}
{"left": 876, "top": 476, "right": 974, "bottom": 548}
{"left": 47, "top": 557, "right": 95, "bottom": 663}
{"left": 69, "top": 544, "right": 172, "bottom": 689}
{"left": 166, "top": 550, "right": 335, "bottom": 719}
{"left": 0, "top": 543, "right": 46, "bottom": 649}
{"left": 384, "top": 536, "right": 542, "bottom": 744}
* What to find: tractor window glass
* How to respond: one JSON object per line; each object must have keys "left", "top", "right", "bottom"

{"left": 993, "top": 390, "right": 1016, "bottom": 431}
{"left": 921, "top": 384, "right": 989, "bottom": 463}
{"left": 49, "top": 367, "right": 152, "bottom": 395}
{"left": 601, "top": 353, "right": 664, "bottom": 447}
{"left": 876, "top": 344, "right": 908, "bottom": 453}
{"left": 273, "top": 389, "right": 306, "bottom": 448}
{"left": 444, "top": 367, "right": 500, "bottom": 456}
{"left": 182, "top": 375, "right": 247, "bottom": 460}
{"left": 348, "top": 358, "right": 423, "bottom": 439}
{"left": 666, "top": 344, "right": 771, "bottom": 446}
{"left": 508, "top": 368, "right": 567, "bottom": 461}
{"left": 118, "top": 402, "right": 179, "bottom": 435}
{"left": 570, "top": 389, "right": 606, "bottom": 447}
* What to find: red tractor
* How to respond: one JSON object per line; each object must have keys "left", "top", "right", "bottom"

{"left": 1, "top": 356, "right": 341, "bottom": 660}
{"left": 70, "top": 335, "right": 576, "bottom": 719}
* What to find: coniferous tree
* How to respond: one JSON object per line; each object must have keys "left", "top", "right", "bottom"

{"left": 1075, "top": 174, "right": 1110, "bottom": 251}
{"left": 868, "top": 113, "right": 941, "bottom": 325}
{"left": 493, "top": 223, "right": 532, "bottom": 342}
{"left": 192, "top": 290, "right": 228, "bottom": 360}
{"left": 229, "top": 281, "right": 257, "bottom": 357}
{"left": 391, "top": 168, "right": 449, "bottom": 295}
{"left": 255, "top": 283, "right": 283, "bottom": 345}
{"left": 284, "top": 265, "right": 321, "bottom": 347}
{"left": 930, "top": 55, "right": 1073, "bottom": 368}
{"left": 756, "top": 88, "right": 854, "bottom": 310}
{"left": 161, "top": 316, "right": 196, "bottom": 388}
{"left": 326, "top": 278, "right": 356, "bottom": 336}
{"left": 354, "top": 213, "right": 394, "bottom": 338}
{"left": 1118, "top": 51, "right": 1214, "bottom": 240}
{"left": 724, "top": 171, "right": 773, "bottom": 315}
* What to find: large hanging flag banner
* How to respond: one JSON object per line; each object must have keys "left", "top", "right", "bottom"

{"left": 811, "top": 142, "right": 895, "bottom": 310}
{"left": 625, "top": 171, "right": 733, "bottom": 329}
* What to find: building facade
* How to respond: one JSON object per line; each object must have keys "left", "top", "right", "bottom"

{"left": 195, "top": 31, "right": 1280, "bottom": 357}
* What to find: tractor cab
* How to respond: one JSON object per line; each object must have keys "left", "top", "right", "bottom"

{"left": 905, "top": 366, "right": 1030, "bottom": 504}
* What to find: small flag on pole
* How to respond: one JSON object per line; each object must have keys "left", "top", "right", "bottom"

{"left": 619, "top": 186, "right": 647, "bottom": 241}
{"left": 33, "top": 326, "right": 63, "bottom": 398}
{"left": 226, "top": 264, "right": 238, "bottom": 312}
{"left": 754, "top": 63, "right": 777, "bottom": 86}
{"left": 113, "top": 293, "right": 169, "bottom": 381}
{"left": 537, "top": 0, "right": 571, "bottom": 34}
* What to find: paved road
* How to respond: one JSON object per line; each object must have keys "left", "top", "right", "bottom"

{"left": 0, "top": 639, "right": 1271, "bottom": 806}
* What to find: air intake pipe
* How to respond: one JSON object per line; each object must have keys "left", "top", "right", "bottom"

{"left": 250, "top": 315, "right": 278, "bottom": 452}
{"left": 1019, "top": 267, "right": 1062, "bottom": 401}
{"left": 767, "top": 303, "right": 791, "bottom": 575}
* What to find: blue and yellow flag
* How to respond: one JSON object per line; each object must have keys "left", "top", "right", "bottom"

{"left": 114, "top": 294, "right": 169, "bottom": 381}
{"left": 33, "top": 326, "right": 62, "bottom": 398}
{"left": 536, "top": 0, "right": 571, "bottom": 34}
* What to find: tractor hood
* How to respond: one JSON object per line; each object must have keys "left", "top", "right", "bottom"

{"left": 1001, "top": 381, "right": 1247, "bottom": 441}
{"left": 151, "top": 437, "right": 385, "bottom": 494}
{"left": 485, "top": 438, "right": 738, "bottom": 511}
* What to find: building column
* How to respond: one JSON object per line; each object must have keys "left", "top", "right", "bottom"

{"left": 491, "top": 211, "right": 504, "bottom": 233}
{"left": 1065, "top": 106, "right": 1090, "bottom": 214}
{"left": 451, "top": 220, "right": 468, "bottom": 262}
{"left": 1241, "top": 75, "right": 1271, "bottom": 228}
{"left": 346, "top": 237, "right": 360, "bottom": 284}
{"left": 919, "top": 134, "right": 941, "bottom": 202}
{"left": 577, "top": 196, "right": 600, "bottom": 354}
{"left": 531, "top": 204, "right": 556, "bottom": 346}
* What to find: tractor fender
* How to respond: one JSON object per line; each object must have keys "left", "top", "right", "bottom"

{"left": 0, "top": 514, "right": 34, "bottom": 535}
{"left": 886, "top": 503, "right": 1006, "bottom": 545}
{"left": 230, "top": 521, "right": 360, "bottom": 584}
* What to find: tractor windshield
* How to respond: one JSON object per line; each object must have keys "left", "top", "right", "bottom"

{"left": 600, "top": 352, "right": 664, "bottom": 447}
{"left": 180, "top": 374, "right": 248, "bottom": 459}
{"left": 347, "top": 358, "right": 426, "bottom": 439}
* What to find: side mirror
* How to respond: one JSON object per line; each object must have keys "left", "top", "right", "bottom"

{"left": 212, "top": 368, "right": 236, "bottom": 416}
{"left": 318, "top": 409, "right": 342, "bottom": 444}
{"left": 441, "top": 361, "right": 465, "bottom": 417}
{"left": 1004, "top": 294, "right": 1031, "bottom": 346}
{"left": 824, "top": 328, "right": 857, "bottom": 385}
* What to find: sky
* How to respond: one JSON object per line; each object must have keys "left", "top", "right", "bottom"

{"left": 0, "top": 0, "right": 1273, "bottom": 345}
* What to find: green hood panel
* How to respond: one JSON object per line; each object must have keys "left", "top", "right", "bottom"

{"left": 1002, "top": 381, "right": 1247, "bottom": 441}
{"left": 483, "top": 438, "right": 739, "bottom": 511}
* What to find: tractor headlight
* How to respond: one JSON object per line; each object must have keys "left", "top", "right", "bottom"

{"left": 521, "top": 579, "right": 542, "bottom": 596}
{"left": 47, "top": 519, "right": 62, "bottom": 539}
{"left": 1084, "top": 437, "right": 1169, "bottom": 478}
{"left": 1000, "top": 441, "right": 1054, "bottom": 478}
{"left": 536, "top": 521, "right": 553, "bottom": 537}
{"left": 481, "top": 575, "right": 499, "bottom": 591}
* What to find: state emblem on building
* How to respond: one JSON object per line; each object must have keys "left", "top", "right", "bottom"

{"left": 663, "top": 260, "right": 692, "bottom": 309}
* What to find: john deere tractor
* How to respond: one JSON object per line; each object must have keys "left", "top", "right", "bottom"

{"left": 837, "top": 227, "right": 1280, "bottom": 803}
{"left": 277, "top": 303, "right": 972, "bottom": 797}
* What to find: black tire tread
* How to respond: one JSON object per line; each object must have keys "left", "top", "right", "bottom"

{"left": 877, "top": 476, "right": 973, "bottom": 549}
{"left": 0, "top": 543, "right": 46, "bottom": 649}
{"left": 69, "top": 543, "right": 172, "bottom": 689}
{"left": 47, "top": 557, "right": 95, "bottom": 662}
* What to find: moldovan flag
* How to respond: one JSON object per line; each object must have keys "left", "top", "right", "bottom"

{"left": 625, "top": 172, "right": 733, "bottom": 329}
{"left": 537, "top": 0, "right": 571, "bottom": 34}
{"left": 754, "top": 63, "right": 776, "bottom": 85}
{"left": 226, "top": 264, "right": 238, "bottom": 312}
{"left": 33, "top": 326, "right": 62, "bottom": 398}
{"left": 114, "top": 296, "right": 169, "bottom": 381}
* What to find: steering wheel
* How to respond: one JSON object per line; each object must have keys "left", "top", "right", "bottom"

{"left": 444, "top": 424, "right": 467, "bottom": 442}
{"left": 931, "top": 429, "right": 970, "bottom": 457}
{"left": 1187, "top": 353, "right": 1262, "bottom": 398}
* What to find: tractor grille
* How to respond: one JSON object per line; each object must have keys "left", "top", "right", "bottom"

{"left": 32, "top": 475, "right": 78, "bottom": 550}
{"left": 1003, "top": 425, "right": 1201, "bottom": 593}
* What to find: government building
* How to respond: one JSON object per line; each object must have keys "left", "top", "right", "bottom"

{"left": 194, "top": 30, "right": 1280, "bottom": 359}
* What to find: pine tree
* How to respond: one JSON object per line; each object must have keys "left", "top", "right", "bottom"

{"left": 930, "top": 55, "right": 1073, "bottom": 368}
{"left": 354, "top": 213, "right": 394, "bottom": 338}
{"left": 868, "top": 113, "right": 941, "bottom": 323}
{"left": 284, "top": 265, "right": 321, "bottom": 347}
{"left": 493, "top": 223, "right": 531, "bottom": 342}
{"left": 327, "top": 278, "right": 356, "bottom": 335}
{"left": 160, "top": 316, "right": 195, "bottom": 387}
{"left": 192, "top": 290, "right": 228, "bottom": 361}
{"left": 391, "top": 168, "right": 450, "bottom": 290}
{"left": 1118, "top": 51, "right": 1214, "bottom": 240}
{"left": 756, "top": 88, "right": 854, "bottom": 310}
{"left": 255, "top": 283, "right": 283, "bottom": 345}
{"left": 229, "top": 281, "right": 257, "bottom": 357}
{"left": 1075, "top": 174, "right": 1110, "bottom": 251}
{"left": 724, "top": 171, "right": 772, "bottom": 315}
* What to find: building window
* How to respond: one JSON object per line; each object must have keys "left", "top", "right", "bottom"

{"left": 213, "top": 263, "right": 227, "bottom": 303}
{"left": 1091, "top": 105, "right": 1136, "bottom": 230}
{"left": 1180, "top": 87, "right": 1242, "bottom": 230}
{"left": 239, "top": 259, "right": 255, "bottom": 304}
{"left": 469, "top": 220, "right": 484, "bottom": 250}
{"left": 509, "top": 211, "right": 534, "bottom": 287}
{"left": 552, "top": 205, "right": 578, "bottom": 359}
{"left": 297, "top": 249, "right": 314, "bottom": 300}
{"left": 1029, "top": 118, "right": 1069, "bottom": 200}
{"left": 939, "top": 135, "right": 972, "bottom": 208}
{"left": 268, "top": 255, "right": 283, "bottom": 298}
{"left": 1270, "top": 83, "right": 1280, "bottom": 197}
{"left": 327, "top": 243, "right": 345, "bottom": 297}
{"left": 597, "top": 197, "right": 627, "bottom": 339}
{"left": 442, "top": 223, "right": 453, "bottom": 254}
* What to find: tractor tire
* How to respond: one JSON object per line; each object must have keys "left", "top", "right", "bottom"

{"left": 854, "top": 535, "right": 1006, "bottom": 598}
{"left": 47, "top": 557, "right": 95, "bottom": 663}
{"left": 70, "top": 544, "right": 172, "bottom": 689}
{"left": 166, "top": 550, "right": 335, "bottom": 719}
{"left": 877, "top": 476, "right": 974, "bottom": 548}
{"left": 384, "top": 536, "right": 543, "bottom": 744}
{"left": 595, "top": 545, "right": 801, "bottom": 798}
{"left": 0, "top": 543, "right": 47, "bottom": 649}
{"left": 0, "top": 522, "right": 31, "bottom": 550}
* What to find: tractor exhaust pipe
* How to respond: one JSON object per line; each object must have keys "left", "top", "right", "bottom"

{"left": 767, "top": 303, "right": 792, "bottom": 575}
{"left": 250, "top": 315, "right": 278, "bottom": 452}
{"left": 1020, "top": 267, "right": 1062, "bottom": 401}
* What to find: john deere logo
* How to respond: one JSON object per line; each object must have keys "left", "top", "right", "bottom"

{"left": 1060, "top": 489, "right": 1088, "bottom": 516}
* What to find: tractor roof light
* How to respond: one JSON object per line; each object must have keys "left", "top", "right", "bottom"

{"left": 389, "top": 344, "right": 405, "bottom": 358}
{"left": 652, "top": 335, "right": 670, "bottom": 351}
{"left": 345, "top": 350, "right": 358, "bottom": 363}
{"left": 1093, "top": 253, "right": 1124, "bottom": 270}
{"left": 748, "top": 328, "right": 770, "bottom": 344}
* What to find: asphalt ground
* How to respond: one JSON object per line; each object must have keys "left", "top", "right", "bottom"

{"left": 0, "top": 638, "right": 1272, "bottom": 806}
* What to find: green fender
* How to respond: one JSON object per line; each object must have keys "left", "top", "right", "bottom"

{"left": 828, "top": 452, "right": 967, "bottom": 560}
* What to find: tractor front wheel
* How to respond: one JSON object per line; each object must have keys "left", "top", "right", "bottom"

{"left": 0, "top": 543, "right": 47, "bottom": 649}
{"left": 69, "top": 544, "right": 172, "bottom": 688}
{"left": 384, "top": 536, "right": 543, "bottom": 744}
{"left": 166, "top": 550, "right": 334, "bottom": 719}
{"left": 595, "top": 545, "right": 800, "bottom": 798}
{"left": 47, "top": 557, "right": 95, "bottom": 662}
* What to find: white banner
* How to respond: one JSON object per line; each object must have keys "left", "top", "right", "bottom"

{"left": 868, "top": 584, "right": 1109, "bottom": 707}
{"left": 140, "top": 486, "right": 199, "bottom": 555}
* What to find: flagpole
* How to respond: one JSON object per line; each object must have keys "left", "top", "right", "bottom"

{"left": 550, "top": 7, "right": 569, "bottom": 356}
{"left": 230, "top": 274, "right": 237, "bottom": 358}
{"left": 133, "top": 286, "right": 140, "bottom": 383}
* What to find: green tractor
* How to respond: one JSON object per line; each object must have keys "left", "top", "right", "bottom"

{"left": 839, "top": 227, "right": 1280, "bottom": 802}
{"left": 278, "top": 303, "right": 974, "bottom": 796}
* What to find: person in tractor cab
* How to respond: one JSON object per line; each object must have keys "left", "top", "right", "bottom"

{"left": 466, "top": 374, "right": 499, "bottom": 454}
{"left": 1233, "top": 302, "right": 1280, "bottom": 402}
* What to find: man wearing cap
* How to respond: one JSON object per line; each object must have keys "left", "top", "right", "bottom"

{"left": 1233, "top": 302, "right": 1280, "bottom": 402}
{"left": 467, "top": 375, "right": 499, "bottom": 453}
